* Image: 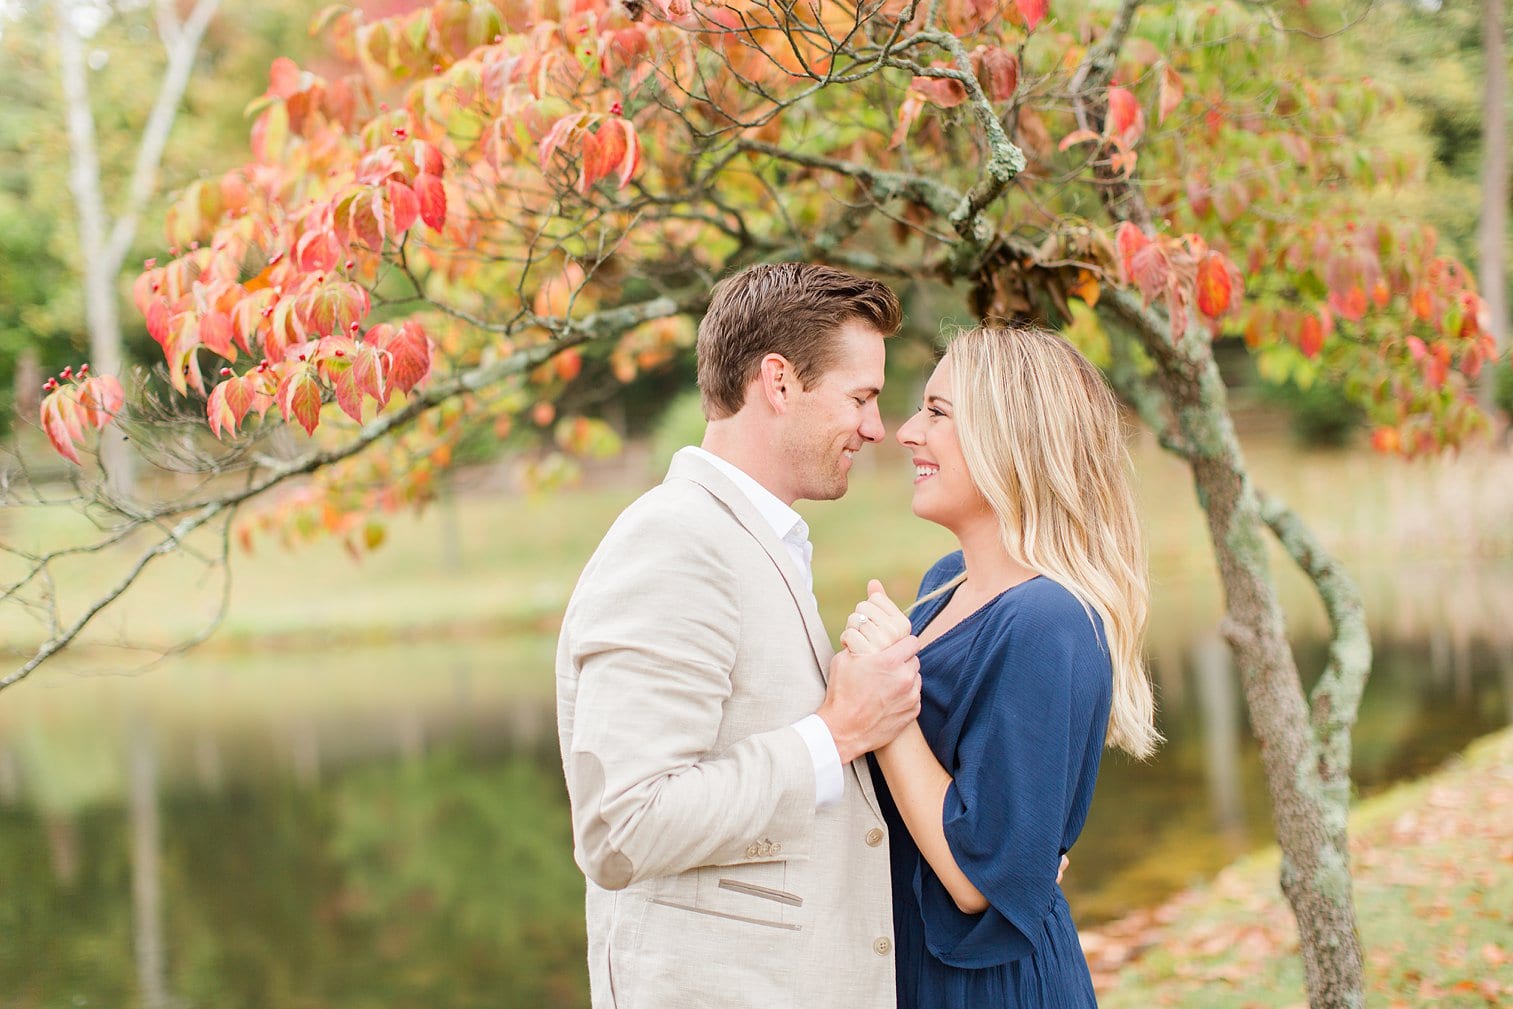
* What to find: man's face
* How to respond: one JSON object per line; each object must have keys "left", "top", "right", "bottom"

{"left": 776, "top": 319, "right": 887, "bottom": 502}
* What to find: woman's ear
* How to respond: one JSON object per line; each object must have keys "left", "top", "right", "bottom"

{"left": 757, "top": 353, "right": 792, "bottom": 413}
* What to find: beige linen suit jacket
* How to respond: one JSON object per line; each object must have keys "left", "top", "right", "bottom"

{"left": 556, "top": 449, "right": 896, "bottom": 1009}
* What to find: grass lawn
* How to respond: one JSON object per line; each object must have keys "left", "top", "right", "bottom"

{"left": 1088, "top": 726, "right": 1513, "bottom": 1008}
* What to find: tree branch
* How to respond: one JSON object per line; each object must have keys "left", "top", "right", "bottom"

{"left": 2, "top": 295, "right": 688, "bottom": 691}
{"left": 106, "top": 0, "right": 222, "bottom": 271}
{"left": 1256, "top": 489, "right": 1372, "bottom": 794}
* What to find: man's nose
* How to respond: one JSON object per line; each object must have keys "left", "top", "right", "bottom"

{"left": 860, "top": 401, "right": 885, "bottom": 443}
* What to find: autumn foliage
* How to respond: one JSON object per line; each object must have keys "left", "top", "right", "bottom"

{"left": 39, "top": 0, "right": 1496, "bottom": 485}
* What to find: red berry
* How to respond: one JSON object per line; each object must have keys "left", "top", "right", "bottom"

{"left": 610, "top": 101, "right": 623, "bottom": 116}
{"left": 144, "top": 258, "right": 157, "bottom": 269}
{"left": 220, "top": 367, "right": 234, "bottom": 377}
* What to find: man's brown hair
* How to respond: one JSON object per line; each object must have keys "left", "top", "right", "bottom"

{"left": 696, "top": 263, "right": 903, "bottom": 419}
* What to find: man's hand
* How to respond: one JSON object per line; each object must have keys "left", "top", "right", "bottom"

{"left": 839, "top": 579, "right": 912, "bottom": 656}
{"left": 817, "top": 632, "right": 921, "bottom": 765}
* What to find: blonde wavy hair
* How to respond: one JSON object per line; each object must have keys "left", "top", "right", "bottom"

{"left": 929, "top": 325, "right": 1161, "bottom": 759}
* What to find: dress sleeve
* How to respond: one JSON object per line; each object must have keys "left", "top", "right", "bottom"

{"left": 911, "top": 591, "right": 1103, "bottom": 968}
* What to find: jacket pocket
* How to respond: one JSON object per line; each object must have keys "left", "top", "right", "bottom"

{"left": 648, "top": 897, "right": 801, "bottom": 931}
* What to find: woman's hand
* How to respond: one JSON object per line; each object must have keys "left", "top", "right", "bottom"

{"left": 841, "top": 579, "right": 913, "bottom": 656}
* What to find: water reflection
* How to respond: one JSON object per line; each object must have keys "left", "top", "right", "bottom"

{"left": 0, "top": 564, "right": 1510, "bottom": 1008}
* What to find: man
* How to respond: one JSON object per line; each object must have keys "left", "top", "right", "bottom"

{"left": 555, "top": 263, "right": 922, "bottom": 1009}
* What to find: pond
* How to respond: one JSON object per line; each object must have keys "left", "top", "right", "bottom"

{"left": 3, "top": 453, "right": 1511, "bottom": 1009}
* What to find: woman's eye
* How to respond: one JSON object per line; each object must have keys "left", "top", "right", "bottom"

{"left": 927, "top": 406, "right": 946, "bottom": 418}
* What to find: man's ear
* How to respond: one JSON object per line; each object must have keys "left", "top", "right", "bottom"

{"left": 757, "top": 353, "right": 793, "bottom": 414}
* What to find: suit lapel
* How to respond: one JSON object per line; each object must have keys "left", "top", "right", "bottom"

{"left": 666, "top": 451, "right": 834, "bottom": 682}
{"left": 666, "top": 451, "right": 884, "bottom": 821}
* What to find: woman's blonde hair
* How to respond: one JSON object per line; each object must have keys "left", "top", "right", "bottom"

{"left": 935, "top": 324, "right": 1160, "bottom": 759}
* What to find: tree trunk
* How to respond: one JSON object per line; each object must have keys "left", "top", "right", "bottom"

{"left": 1481, "top": 0, "right": 1508, "bottom": 416}
{"left": 1107, "top": 292, "right": 1367, "bottom": 1009}
{"left": 53, "top": 0, "right": 222, "bottom": 499}
{"left": 56, "top": 1, "right": 136, "bottom": 498}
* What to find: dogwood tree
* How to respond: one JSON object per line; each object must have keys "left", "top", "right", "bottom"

{"left": 14, "top": 0, "right": 1500, "bottom": 1004}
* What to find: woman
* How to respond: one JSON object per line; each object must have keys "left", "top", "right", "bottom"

{"left": 842, "top": 324, "right": 1160, "bottom": 1008}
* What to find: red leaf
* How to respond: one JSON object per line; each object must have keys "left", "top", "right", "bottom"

{"left": 279, "top": 371, "right": 323, "bottom": 435}
{"left": 1299, "top": 313, "right": 1324, "bottom": 358}
{"left": 386, "top": 321, "right": 432, "bottom": 394}
{"left": 78, "top": 375, "right": 124, "bottom": 429}
{"left": 1328, "top": 285, "right": 1368, "bottom": 322}
{"left": 414, "top": 173, "right": 446, "bottom": 231}
{"left": 538, "top": 114, "right": 581, "bottom": 167}
{"left": 1116, "top": 222, "right": 1150, "bottom": 282}
{"left": 353, "top": 341, "right": 390, "bottom": 405}
{"left": 268, "top": 57, "right": 303, "bottom": 99}
{"left": 974, "top": 46, "right": 1019, "bottom": 103}
{"left": 295, "top": 229, "right": 340, "bottom": 273}
{"left": 1015, "top": 0, "right": 1048, "bottom": 30}
{"left": 913, "top": 72, "right": 968, "bottom": 109}
{"left": 1107, "top": 86, "right": 1144, "bottom": 144}
{"left": 387, "top": 179, "right": 419, "bottom": 234}
{"left": 146, "top": 300, "right": 172, "bottom": 348}
{"left": 1157, "top": 64, "right": 1184, "bottom": 125}
{"left": 1195, "top": 253, "right": 1233, "bottom": 317}
{"left": 333, "top": 367, "right": 364, "bottom": 424}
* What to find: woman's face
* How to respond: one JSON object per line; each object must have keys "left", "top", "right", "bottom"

{"left": 895, "top": 353, "right": 993, "bottom": 534}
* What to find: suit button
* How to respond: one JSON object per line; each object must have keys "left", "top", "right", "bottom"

{"left": 746, "top": 843, "right": 760, "bottom": 858}
{"left": 873, "top": 937, "right": 892, "bottom": 956}
{"left": 865, "top": 828, "right": 884, "bottom": 847}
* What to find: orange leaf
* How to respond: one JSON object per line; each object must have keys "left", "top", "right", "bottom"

{"left": 1058, "top": 128, "right": 1101, "bottom": 151}
{"left": 1195, "top": 252, "right": 1233, "bottom": 317}
{"left": 199, "top": 311, "right": 236, "bottom": 360}
{"left": 1157, "top": 63, "right": 1184, "bottom": 124}
{"left": 555, "top": 348, "right": 583, "bottom": 381}
{"left": 890, "top": 92, "right": 926, "bottom": 150}
{"left": 40, "top": 394, "right": 82, "bottom": 465}
{"left": 1015, "top": 0, "right": 1048, "bottom": 30}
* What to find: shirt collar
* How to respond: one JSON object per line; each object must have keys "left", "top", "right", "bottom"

{"left": 680, "top": 446, "right": 809, "bottom": 546}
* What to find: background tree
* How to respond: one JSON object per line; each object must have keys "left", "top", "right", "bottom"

{"left": 6, "top": 0, "right": 1503, "bottom": 1005}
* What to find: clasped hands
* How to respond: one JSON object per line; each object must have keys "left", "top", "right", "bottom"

{"left": 831, "top": 579, "right": 1071, "bottom": 886}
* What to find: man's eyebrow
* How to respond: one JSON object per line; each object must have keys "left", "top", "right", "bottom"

{"left": 850, "top": 386, "right": 882, "bottom": 398}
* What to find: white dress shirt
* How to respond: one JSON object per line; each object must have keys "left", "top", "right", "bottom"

{"left": 681, "top": 446, "right": 844, "bottom": 807}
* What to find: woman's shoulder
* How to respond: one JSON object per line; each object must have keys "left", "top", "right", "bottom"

{"left": 916, "top": 550, "right": 966, "bottom": 596}
{"left": 997, "top": 576, "right": 1107, "bottom": 653}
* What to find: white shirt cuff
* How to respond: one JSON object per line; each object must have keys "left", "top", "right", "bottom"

{"left": 792, "top": 713, "right": 845, "bottom": 808}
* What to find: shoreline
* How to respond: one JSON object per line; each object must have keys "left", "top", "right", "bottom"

{"left": 1082, "top": 725, "right": 1513, "bottom": 1006}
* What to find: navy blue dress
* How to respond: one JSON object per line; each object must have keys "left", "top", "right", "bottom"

{"left": 872, "top": 552, "right": 1112, "bottom": 1009}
